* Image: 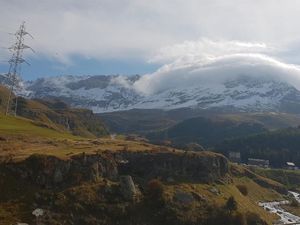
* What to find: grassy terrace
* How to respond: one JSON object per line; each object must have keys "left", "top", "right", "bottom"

{"left": 0, "top": 113, "right": 172, "bottom": 160}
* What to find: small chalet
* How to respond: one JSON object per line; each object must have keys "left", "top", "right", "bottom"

{"left": 248, "top": 158, "right": 269, "bottom": 168}
{"left": 285, "top": 162, "right": 298, "bottom": 170}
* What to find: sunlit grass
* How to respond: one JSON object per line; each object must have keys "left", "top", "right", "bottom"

{"left": 0, "top": 113, "right": 76, "bottom": 139}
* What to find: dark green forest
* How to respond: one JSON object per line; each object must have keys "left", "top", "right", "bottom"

{"left": 147, "top": 117, "right": 267, "bottom": 148}
{"left": 216, "top": 127, "right": 300, "bottom": 167}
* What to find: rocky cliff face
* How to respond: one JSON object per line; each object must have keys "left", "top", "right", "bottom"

{"left": 0, "top": 151, "right": 279, "bottom": 225}
{"left": 8, "top": 153, "right": 118, "bottom": 188}
{"left": 118, "top": 151, "right": 229, "bottom": 183}
{"left": 7, "top": 151, "right": 229, "bottom": 188}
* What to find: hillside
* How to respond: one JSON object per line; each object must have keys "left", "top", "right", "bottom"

{"left": 99, "top": 108, "right": 300, "bottom": 136}
{"left": 218, "top": 112, "right": 300, "bottom": 130}
{"left": 0, "top": 148, "right": 285, "bottom": 225}
{"left": 99, "top": 109, "right": 178, "bottom": 134}
{"left": 0, "top": 106, "right": 292, "bottom": 225}
{"left": 1, "top": 83, "right": 300, "bottom": 225}
{"left": 251, "top": 167, "right": 300, "bottom": 191}
{"left": 0, "top": 85, "right": 108, "bottom": 138}
{"left": 0, "top": 113, "right": 169, "bottom": 161}
{"left": 216, "top": 127, "right": 300, "bottom": 167}
{"left": 146, "top": 117, "right": 267, "bottom": 148}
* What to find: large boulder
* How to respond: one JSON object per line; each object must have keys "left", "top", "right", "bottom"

{"left": 119, "top": 175, "right": 137, "bottom": 201}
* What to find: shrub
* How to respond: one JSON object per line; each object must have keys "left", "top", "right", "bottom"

{"left": 145, "top": 179, "right": 165, "bottom": 207}
{"left": 225, "top": 196, "right": 238, "bottom": 213}
{"left": 236, "top": 185, "right": 248, "bottom": 196}
{"left": 147, "top": 179, "right": 164, "bottom": 199}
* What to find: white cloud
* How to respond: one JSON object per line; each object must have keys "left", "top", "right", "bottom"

{"left": 111, "top": 75, "right": 133, "bottom": 89}
{"left": 134, "top": 40, "right": 300, "bottom": 95}
{"left": 2, "top": 0, "right": 300, "bottom": 91}
{"left": 149, "top": 39, "right": 271, "bottom": 63}
{"left": 1, "top": 0, "right": 300, "bottom": 65}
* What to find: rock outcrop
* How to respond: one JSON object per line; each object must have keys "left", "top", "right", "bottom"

{"left": 8, "top": 153, "right": 118, "bottom": 188}
{"left": 118, "top": 151, "right": 229, "bottom": 183}
{"left": 6, "top": 150, "right": 229, "bottom": 189}
{"left": 119, "top": 175, "right": 138, "bottom": 201}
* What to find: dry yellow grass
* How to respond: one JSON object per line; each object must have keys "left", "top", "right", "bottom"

{"left": 0, "top": 113, "right": 176, "bottom": 161}
{"left": 163, "top": 177, "right": 281, "bottom": 225}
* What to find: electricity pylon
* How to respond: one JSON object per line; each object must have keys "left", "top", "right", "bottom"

{"left": 5, "top": 21, "right": 33, "bottom": 116}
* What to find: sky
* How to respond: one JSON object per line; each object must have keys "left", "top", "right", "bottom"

{"left": 1, "top": 0, "right": 300, "bottom": 82}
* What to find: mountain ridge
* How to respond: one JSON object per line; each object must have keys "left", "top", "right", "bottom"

{"left": 3, "top": 73, "right": 300, "bottom": 113}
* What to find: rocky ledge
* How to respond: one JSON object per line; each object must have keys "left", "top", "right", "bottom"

{"left": 7, "top": 153, "right": 118, "bottom": 189}
{"left": 5, "top": 150, "right": 229, "bottom": 189}
{"left": 118, "top": 151, "right": 229, "bottom": 183}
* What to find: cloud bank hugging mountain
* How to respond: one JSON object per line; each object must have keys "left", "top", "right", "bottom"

{"left": 133, "top": 40, "right": 300, "bottom": 95}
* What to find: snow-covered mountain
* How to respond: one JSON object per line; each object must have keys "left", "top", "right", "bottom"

{"left": 3, "top": 48, "right": 300, "bottom": 113}
{"left": 17, "top": 74, "right": 300, "bottom": 113}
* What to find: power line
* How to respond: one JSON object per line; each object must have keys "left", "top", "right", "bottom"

{"left": 5, "top": 21, "right": 34, "bottom": 116}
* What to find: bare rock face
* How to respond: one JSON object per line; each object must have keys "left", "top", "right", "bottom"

{"left": 7, "top": 150, "right": 229, "bottom": 189}
{"left": 89, "top": 162, "right": 100, "bottom": 182}
{"left": 53, "top": 168, "right": 64, "bottom": 184}
{"left": 118, "top": 151, "right": 229, "bottom": 183}
{"left": 8, "top": 153, "right": 118, "bottom": 188}
{"left": 119, "top": 175, "right": 137, "bottom": 201}
{"left": 173, "top": 191, "right": 194, "bottom": 205}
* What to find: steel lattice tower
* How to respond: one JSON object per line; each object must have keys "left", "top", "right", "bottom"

{"left": 5, "top": 21, "right": 33, "bottom": 116}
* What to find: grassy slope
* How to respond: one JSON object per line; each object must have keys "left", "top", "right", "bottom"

{"left": 20, "top": 99, "right": 109, "bottom": 138}
{"left": 0, "top": 113, "right": 76, "bottom": 139}
{"left": 252, "top": 167, "right": 300, "bottom": 191}
{"left": 163, "top": 179, "right": 280, "bottom": 224}
{"left": 218, "top": 112, "right": 300, "bottom": 130}
{"left": 0, "top": 165, "right": 282, "bottom": 225}
{"left": 0, "top": 113, "right": 175, "bottom": 161}
{"left": 0, "top": 112, "right": 292, "bottom": 225}
{"left": 248, "top": 167, "right": 300, "bottom": 217}
{"left": 0, "top": 113, "right": 176, "bottom": 224}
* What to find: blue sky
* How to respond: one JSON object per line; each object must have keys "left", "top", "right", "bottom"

{"left": 0, "top": 55, "right": 159, "bottom": 80}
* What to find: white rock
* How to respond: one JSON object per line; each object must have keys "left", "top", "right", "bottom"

{"left": 32, "top": 208, "right": 44, "bottom": 217}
